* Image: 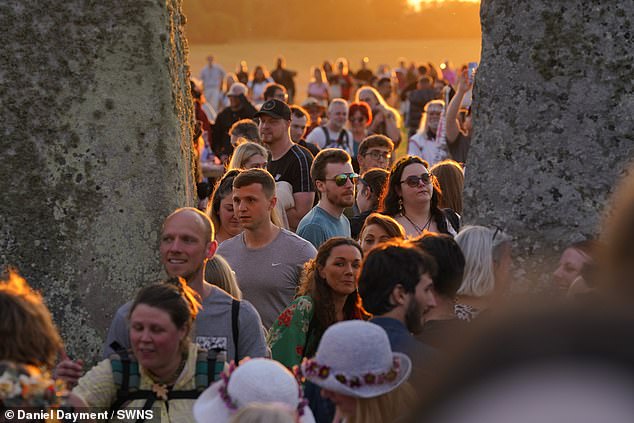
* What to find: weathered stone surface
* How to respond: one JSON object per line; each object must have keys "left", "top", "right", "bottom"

{"left": 0, "top": 1, "right": 195, "bottom": 361}
{"left": 466, "top": 1, "right": 633, "bottom": 288}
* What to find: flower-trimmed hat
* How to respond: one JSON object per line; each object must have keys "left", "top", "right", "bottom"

{"left": 193, "top": 358, "right": 315, "bottom": 423}
{"left": 300, "top": 320, "right": 412, "bottom": 398}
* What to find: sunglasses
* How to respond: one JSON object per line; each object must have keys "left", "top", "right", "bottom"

{"left": 349, "top": 117, "right": 366, "bottom": 123}
{"left": 364, "top": 150, "right": 391, "bottom": 161}
{"left": 492, "top": 225, "right": 504, "bottom": 242}
{"left": 325, "top": 172, "right": 359, "bottom": 186}
{"left": 401, "top": 173, "right": 433, "bottom": 188}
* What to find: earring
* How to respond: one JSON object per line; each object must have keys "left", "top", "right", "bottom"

{"left": 398, "top": 196, "right": 403, "bottom": 212}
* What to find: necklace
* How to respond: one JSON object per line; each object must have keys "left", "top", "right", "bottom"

{"left": 150, "top": 353, "right": 187, "bottom": 386}
{"left": 401, "top": 213, "right": 432, "bottom": 234}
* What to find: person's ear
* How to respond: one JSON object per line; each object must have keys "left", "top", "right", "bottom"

{"left": 315, "top": 180, "right": 326, "bottom": 194}
{"left": 390, "top": 284, "right": 408, "bottom": 306}
{"left": 206, "top": 240, "right": 218, "bottom": 259}
{"left": 269, "top": 195, "right": 277, "bottom": 210}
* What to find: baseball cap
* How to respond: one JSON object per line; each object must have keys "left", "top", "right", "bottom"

{"left": 254, "top": 99, "right": 291, "bottom": 121}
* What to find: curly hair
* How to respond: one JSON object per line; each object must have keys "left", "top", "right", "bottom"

{"left": 379, "top": 155, "right": 449, "bottom": 233}
{"left": 296, "top": 238, "right": 370, "bottom": 356}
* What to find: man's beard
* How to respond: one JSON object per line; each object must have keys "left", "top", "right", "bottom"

{"left": 404, "top": 298, "right": 424, "bottom": 334}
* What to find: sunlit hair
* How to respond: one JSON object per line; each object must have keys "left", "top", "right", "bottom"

{"left": 165, "top": 207, "right": 214, "bottom": 243}
{"left": 379, "top": 156, "right": 450, "bottom": 233}
{"left": 358, "top": 134, "right": 393, "bottom": 156}
{"left": 0, "top": 269, "right": 63, "bottom": 369}
{"left": 335, "top": 57, "right": 350, "bottom": 75}
{"left": 328, "top": 98, "right": 348, "bottom": 113}
{"left": 290, "top": 105, "right": 311, "bottom": 126}
{"left": 233, "top": 168, "right": 277, "bottom": 199}
{"left": 224, "top": 72, "right": 238, "bottom": 92}
{"left": 359, "top": 213, "right": 406, "bottom": 243}
{"left": 355, "top": 86, "right": 402, "bottom": 129}
{"left": 205, "top": 254, "right": 242, "bottom": 300}
{"left": 359, "top": 169, "right": 390, "bottom": 211}
{"left": 348, "top": 102, "right": 373, "bottom": 127}
{"left": 417, "top": 99, "right": 445, "bottom": 134}
{"left": 130, "top": 277, "right": 202, "bottom": 349}
{"left": 207, "top": 169, "right": 241, "bottom": 236}
{"left": 252, "top": 65, "right": 270, "bottom": 82}
{"left": 228, "top": 142, "right": 269, "bottom": 171}
{"left": 346, "top": 382, "right": 417, "bottom": 423}
{"left": 297, "top": 238, "right": 370, "bottom": 357}
{"left": 311, "top": 66, "right": 327, "bottom": 83}
{"left": 229, "top": 403, "right": 296, "bottom": 423}
{"left": 229, "top": 119, "right": 261, "bottom": 144}
{"left": 455, "top": 226, "right": 512, "bottom": 297}
{"left": 430, "top": 160, "right": 465, "bottom": 214}
{"left": 311, "top": 148, "right": 351, "bottom": 186}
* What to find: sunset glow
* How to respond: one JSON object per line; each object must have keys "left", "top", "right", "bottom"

{"left": 408, "top": 0, "right": 480, "bottom": 12}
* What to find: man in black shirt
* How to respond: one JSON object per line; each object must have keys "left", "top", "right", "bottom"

{"left": 257, "top": 100, "right": 315, "bottom": 232}
{"left": 211, "top": 83, "right": 257, "bottom": 162}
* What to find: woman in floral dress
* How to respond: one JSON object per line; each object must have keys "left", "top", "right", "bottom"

{"left": 268, "top": 238, "right": 370, "bottom": 370}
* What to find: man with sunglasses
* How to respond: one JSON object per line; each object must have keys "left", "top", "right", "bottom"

{"left": 357, "top": 134, "right": 394, "bottom": 175}
{"left": 297, "top": 149, "right": 356, "bottom": 249}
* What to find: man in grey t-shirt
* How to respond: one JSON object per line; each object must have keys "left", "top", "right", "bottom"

{"left": 218, "top": 169, "right": 317, "bottom": 328}
{"left": 101, "top": 208, "right": 268, "bottom": 360}
{"left": 55, "top": 208, "right": 268, "bottom": 385}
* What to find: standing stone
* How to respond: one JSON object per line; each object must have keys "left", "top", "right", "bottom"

{"left": 465, "top": 1, "right": 633, "bottom": 287}
{"left": 0, "top": 1, "right": 196, "bottom": 360}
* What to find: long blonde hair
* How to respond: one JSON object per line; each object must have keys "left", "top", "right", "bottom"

{"left": 348, "top": 382, "right": 417, "bottom": 423}
{"left": 228, "top": 142, "right": 269, "bottom": 171}
{"left": 355, "top": 86, "right": 402, "bottom": 129}
{"left": 205, "top": 254, "right": 242, "bottom": 299}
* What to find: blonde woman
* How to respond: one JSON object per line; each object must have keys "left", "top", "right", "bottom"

{"left": 355, "top": 86, "right": 402, "bottom": 146}
{"left": 205, "top": 254, "right": 242, "bottom": 299}
{"left": 228, "top": 141, "right": 269, "bottom": 170}
{"left": 454, "top": 225, "right": 513, "bottom": 320}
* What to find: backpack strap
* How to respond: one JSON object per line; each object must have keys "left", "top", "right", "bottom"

{"left": 109, "top": 344, "right": 143, "bottom": 415}
{"left": 320, "top": 126, "right": 331, "bottom": 147}
{"left": 232, "top": 299, "right": 240, "bottom": 362}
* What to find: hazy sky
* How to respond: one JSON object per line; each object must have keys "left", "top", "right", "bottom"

{"left": 408, "top": 0, "right": 479, "bottom": 11}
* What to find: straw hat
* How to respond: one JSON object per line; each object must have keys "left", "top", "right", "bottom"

{"left": 193, "top": 358, "right": 315, "bottom": 423}
{"left": 301, "top": 320, "right": 412, "bottom": 398}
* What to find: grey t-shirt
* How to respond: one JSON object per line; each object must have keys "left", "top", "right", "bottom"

{"left": 217, "top": 228, "right": 317, "bottom": 329}
{"left": 297, "top": 206, "right": 351, "bottom": 249}
{"left": 102, "top": 286, "right": 267, "bottom": 361}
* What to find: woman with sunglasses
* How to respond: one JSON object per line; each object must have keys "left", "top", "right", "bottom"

{"left": 347, "top": 102, "right": 373, "bottom": 162}
{"left": 380, "top": 155, "right": 460, "bottom": 238}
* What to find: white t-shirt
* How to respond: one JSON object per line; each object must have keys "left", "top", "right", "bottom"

{"left": 306, "top": 126, "right": 354, "bottom": 154}
{"left": 408, "top": 133, "right": 449, "bottom": 166}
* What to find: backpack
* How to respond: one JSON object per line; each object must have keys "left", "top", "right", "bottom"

{"left": 107, "top": 299, "right": 241, "bottom": 422}
{"left": 108, "top": 344, "right": 225, "bottom": 421}
{"left": 321, "top": 127, "right": 351, "bottom": 153}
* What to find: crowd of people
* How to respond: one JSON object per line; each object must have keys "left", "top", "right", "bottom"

{"left": 2, "top": 53, "right": 633, "bottom": 423}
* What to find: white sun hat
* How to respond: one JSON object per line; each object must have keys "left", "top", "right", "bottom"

{"left": 193, "top": 358, "right": 315, "bottom": 423}
{"left": 301, "top": 320, "right": 412, "bottom": 398}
